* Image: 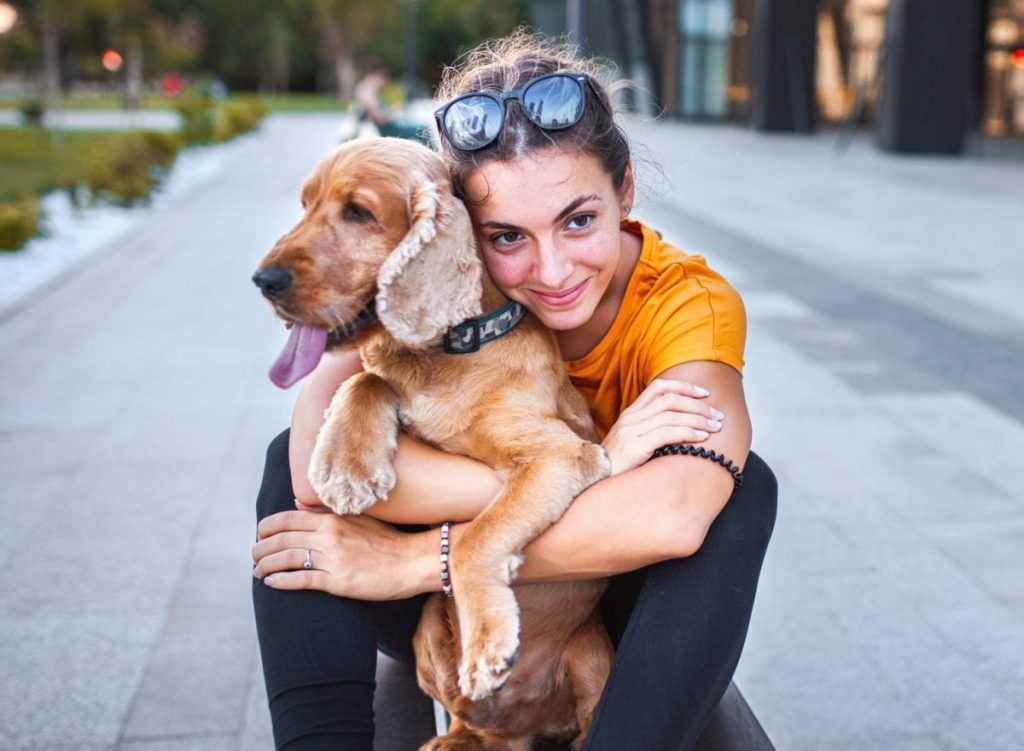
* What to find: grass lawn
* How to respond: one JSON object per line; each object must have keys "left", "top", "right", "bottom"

{"left": 0, "top": 128, "right": 121, "bottom": 202}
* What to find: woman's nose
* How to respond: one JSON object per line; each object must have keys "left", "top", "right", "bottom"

{"left": 535, "top": 241, "right": 574, "bottom": 288}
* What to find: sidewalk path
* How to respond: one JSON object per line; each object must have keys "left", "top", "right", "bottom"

{"left": 0, "top": 114, "right": 1022, "bottom": 750}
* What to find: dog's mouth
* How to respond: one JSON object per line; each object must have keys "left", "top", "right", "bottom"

{"left": 269, "top": 298, "right": 378, "bottom": 389}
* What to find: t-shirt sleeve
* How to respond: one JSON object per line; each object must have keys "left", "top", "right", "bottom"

{"left": 641, "top": 264, "right": 747, "bottom": 382}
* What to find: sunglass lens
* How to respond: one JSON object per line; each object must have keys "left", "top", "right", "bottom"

{"left": 522, "top": 76, "right": 585, "bottom": 129}
{"left": 443, "top": 95, "right": 503, "bottom": 150}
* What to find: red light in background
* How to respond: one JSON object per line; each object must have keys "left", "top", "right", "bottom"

{"left": 1012, "top": 49, "right": 1024, "bottom": 69}
{"left": 101, "top": 48, "right": 123, "bottom": 72}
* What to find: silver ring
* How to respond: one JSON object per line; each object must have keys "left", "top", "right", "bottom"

{"left": 303, "top": 549, "right": 313, "bottom": 570}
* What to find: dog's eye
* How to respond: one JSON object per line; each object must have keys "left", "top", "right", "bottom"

{"left": 343, "top": 202, "right": 374, "bottom": 223}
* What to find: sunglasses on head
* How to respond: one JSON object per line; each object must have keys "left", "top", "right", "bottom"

{"left": 434, "top": 72, "right": 605, "bottom": 152}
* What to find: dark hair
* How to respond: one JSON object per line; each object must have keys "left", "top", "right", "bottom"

{"left": 435, "top": 31, "right": 632, "bottom": 202}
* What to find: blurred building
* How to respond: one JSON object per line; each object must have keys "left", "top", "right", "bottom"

{"left": 529, "top": 0, "right": 1024, "bottom": 153}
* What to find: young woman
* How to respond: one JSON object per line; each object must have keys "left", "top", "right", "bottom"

{"left": 251, "top": 34, "right": 777, "bottom": 751}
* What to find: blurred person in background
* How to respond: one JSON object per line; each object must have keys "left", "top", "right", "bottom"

{"left": 352, "top": 60, "right": 427, "bottom": 142}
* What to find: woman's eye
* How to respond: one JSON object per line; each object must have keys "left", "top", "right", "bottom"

{"left": 567, "top": 213, "right": 594, "bottom": 230}
{"left": 492, "top": 231, "right": 522, "bottom": 247}
{"left": 344, "top": 202, "right": 374, "bottom": 222}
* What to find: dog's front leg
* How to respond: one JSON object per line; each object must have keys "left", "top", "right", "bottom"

{"left": 454, "top": 431, "right": 610, "bottom": 700}
{"left": 309, "top": 372, "right": 401, "bottom": 515}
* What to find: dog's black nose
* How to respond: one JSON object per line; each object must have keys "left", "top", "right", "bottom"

{"left": 252, "top": 266, "right": 293, "bottom": 300}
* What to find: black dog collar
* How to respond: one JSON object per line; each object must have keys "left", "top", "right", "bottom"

{"left": 438, "top": 300, "right": 527, "bottom": 354}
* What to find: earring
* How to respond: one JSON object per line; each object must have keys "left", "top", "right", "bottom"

{"left": 622, "top": 203, "right": 631, "bottom": 215}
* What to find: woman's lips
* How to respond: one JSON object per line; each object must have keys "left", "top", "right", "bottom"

{"left": 531, "top": 279, "right": 589, "bottom": 307}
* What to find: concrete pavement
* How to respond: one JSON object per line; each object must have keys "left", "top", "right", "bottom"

{"left": 628, "top": 119, "right": 1024, "bottom": 751}
{"left": 0, "top": 113, "right": 1021, "bottom": 750}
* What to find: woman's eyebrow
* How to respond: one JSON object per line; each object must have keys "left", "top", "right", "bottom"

{"left": 477, "top": 194, "right": 604, "bottom": 232}
{"left": 553, "top": 194, "right": 602, "bottom": 224}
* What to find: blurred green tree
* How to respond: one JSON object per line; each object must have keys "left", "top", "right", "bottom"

{"left": 0, "top": 0, "right": 528, "bottom": 98}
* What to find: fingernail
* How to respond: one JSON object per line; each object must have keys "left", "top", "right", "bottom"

{"left": 695, "top": 430, "right": 709, "bottom": 439}
{"left": 711, "top": 409, "right": 725, "bottom": 420}
{"left": 253, "top": 567, "right": 260, "bottom": 579}
{"left": 263, "top": 575, "right": 276, "bottom": 587}
{"left": 707, "top": 420, "right": 722, "bottom": 430}
{"left": 695, "top": 386, "right": 710, "bottom": 396}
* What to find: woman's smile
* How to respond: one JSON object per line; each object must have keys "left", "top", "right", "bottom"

{"left": 529, "top": 278, "right": 590, "bottom": 308}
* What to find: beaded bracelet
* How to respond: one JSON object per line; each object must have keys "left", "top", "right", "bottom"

{"left": 651, "top": 444, "right": 745, "bottom": 487}
{"left": 440, "top": 522, "right": 454, "bottom": 598}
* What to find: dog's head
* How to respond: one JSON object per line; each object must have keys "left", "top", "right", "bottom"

{"left": 253, "top": 138, "right": 483, "bottom": 388}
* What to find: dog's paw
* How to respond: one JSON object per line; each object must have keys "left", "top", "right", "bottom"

{"left": 308, "top": 440, "right": 396, "bottom": 515}
{"left": 583, "top": 441, "right": 612, "bottom": 484}
{"left": 457, "top": 612, "right": 521, "bottom": 700}
{"left": 419, "top": 733, "right": 488, "bottom": 751}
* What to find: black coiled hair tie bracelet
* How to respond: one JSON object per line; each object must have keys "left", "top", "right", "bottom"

{"left": 651, "top": 444, "right": 745, "bottom": 487}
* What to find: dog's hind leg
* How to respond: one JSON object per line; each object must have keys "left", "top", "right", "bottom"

{"left": 419, "top": 717, "right": 531, "bottom": 751}
{"left": 562, "top": 611, "right": 614, "bottom": 750}
{"left": 308, "top": 371, "right": 401, "bottom": 515}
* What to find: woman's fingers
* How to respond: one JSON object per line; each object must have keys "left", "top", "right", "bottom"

{"left": 626, "top": 378, "right": 710, "bottom": 413}
{"left": 624, "top": 392, "right": 724, "bottom": 430}
{"left": 262, "top": 569, "right": 333, "bottom": 591}
{"left": 635, "top": 409, "right": 721, "bottom": 439}
{"left": 256, "top": 509, "right": 324, "bottom": 541}
{"left": 253, "top": 529, "right": 323, "bottom": 563}
{"left": 253, "top": 547, "right": 318, "bottom": 579}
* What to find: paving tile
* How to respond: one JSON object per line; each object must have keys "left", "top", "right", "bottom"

{"left": 834, "top": 733, "right": 949, "bottom": 751}
{"left": 236, "top": 653, "right": 274, "bottom": 751}
{"left": 119, "top": 735, "right": 236, "bottom": 751}
{"left": 916, "top": 517, "right": 1024, "bottom": 607}
{"left": 0, "top": 614, "right": 160, "bottom": 750}
{"left": 121, "top": 519, "right": 257, "bottom": 739}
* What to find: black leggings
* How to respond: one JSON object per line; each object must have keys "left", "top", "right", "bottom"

{"left": 253, "top": 429, "right": 777, "bottom": 750}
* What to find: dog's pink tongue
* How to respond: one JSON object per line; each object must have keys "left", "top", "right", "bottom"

{"left": 269, "top": 324, "right": 328, "bottom": 389}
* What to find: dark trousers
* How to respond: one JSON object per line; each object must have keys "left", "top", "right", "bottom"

{"left": 253, "top": 429, "right": 777, "bottom": 750}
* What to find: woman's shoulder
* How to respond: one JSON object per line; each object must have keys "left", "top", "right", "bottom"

{"left": 627, "top": 221, "right": 742, "bottom": 310}
{"left": 623, "top": 221, "right": 746, "bottom": 374}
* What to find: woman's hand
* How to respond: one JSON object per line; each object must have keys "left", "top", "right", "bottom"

{"left": 601, "top": 378, "right": 725, "bottom": 476}
{"left": 252, "top": 509, "right": 435, "bottom": 601}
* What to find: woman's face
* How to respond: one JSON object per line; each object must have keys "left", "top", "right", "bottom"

{"left": 463, "top": 148, "right": 633, "bottom": 335}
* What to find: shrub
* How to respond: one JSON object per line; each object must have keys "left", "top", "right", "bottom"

{"left": 174, "top": 91, "right": 215, "bottom": 144}
{"left": 142, "top": 130, "right": 183, "bottom": 168}
{"left": 212, "top": 97, "right": 268, "bottom": 141}
{"left": 88, "top": 131, "right": 181, "bottom": 205}
{"left": 0, "top": 199, "right": 40, "bottom": 251}
{"left": 20, "top": 99, "right": 45, "bottom": 127}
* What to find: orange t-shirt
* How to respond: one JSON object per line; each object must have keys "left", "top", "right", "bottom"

{"left": 564, "top": 220, "right": 746, "bottom": 439}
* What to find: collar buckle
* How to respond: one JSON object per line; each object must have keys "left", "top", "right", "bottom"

{"left": 443, "top": 320, "right": 480, "bottom": 354}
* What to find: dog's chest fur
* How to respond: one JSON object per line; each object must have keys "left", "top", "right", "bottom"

{"left": 358, "top": 320, "right": 568, "bottom": 461}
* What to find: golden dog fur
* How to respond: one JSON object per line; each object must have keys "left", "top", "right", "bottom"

{"left": 255, "top": 138, "right": 613, "bottom": 750}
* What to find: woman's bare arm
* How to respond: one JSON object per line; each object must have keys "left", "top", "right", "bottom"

{"left": 290, "top": 350, "right": 502, "bottom": 523}
{"left": 289, "top": 350, "right": 364, "bottom": 502}
{"left": 400, "top": 362, "right": 751, "bottom": 590}
{"left": 257, "top": 362, "right": 747, "bottom": 598}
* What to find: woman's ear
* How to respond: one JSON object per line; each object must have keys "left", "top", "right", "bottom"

{"left": 620, "top": 162, "right": 636, "bottom": 216}
{"left": 376, "top": 179, "right": 483, "bottom": 347}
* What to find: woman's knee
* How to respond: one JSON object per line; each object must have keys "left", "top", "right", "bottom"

{"left": 736, "top": 451, "right": 778, "bottom": 552}
{"left": 256, "top": 428, "right": 296, "bottom": 523}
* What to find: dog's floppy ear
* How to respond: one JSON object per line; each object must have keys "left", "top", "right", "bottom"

{"left": 376, "top": 178, "right": 483, "bottom": 347}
